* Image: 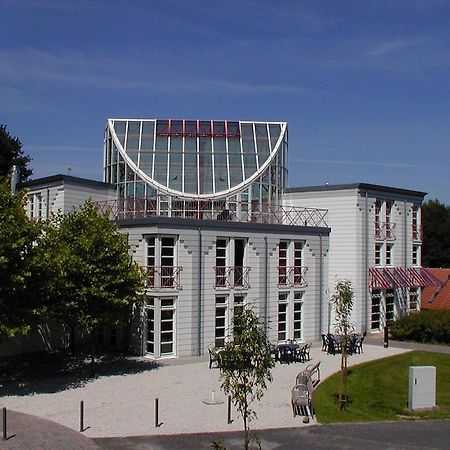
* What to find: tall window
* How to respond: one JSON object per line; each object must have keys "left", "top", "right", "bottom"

{"left": 214, "top": 294, "right": 246, "bottom": 345}
{"left": 277, "top": 293, "right": 288, "bottom": 341}
{"left": 215, "top": 238, "right": 228, "bottom": 286}
{"left": 409, "top": 288, "right": 419, "bottom": 312}
{"left": 385, "top": 289, "right": 395, "bottom": 322}
{"left": 278, "top": 241, "right": 288, "bottom": 284}
{"left": 277, "top": 291, "right": 304, "bottom": 342}
{"left": 371, "top": 290, "right": 381, "bottom": 331}
{"left": 145, "top": 296, "right": 176, "bottom": 357}
{"left": 215, "top": 296, "right": 228, "bottom": 347}
{"left": 412, "top": 245, "right": 420, "bottom": 266}
{"left": 145, "top": 235, "right": 179, "bottom": 289}
{"left": 375, "top": 243, "right": 383, "bottom": 266}
{"left": 214, "top": 237, "right": 248, "bottom": 288}
{"left": 385, "top": 244, "right": 393, "bottom": 266}
{"left": 278, "top": 240, "right": 306, "bottom": 286}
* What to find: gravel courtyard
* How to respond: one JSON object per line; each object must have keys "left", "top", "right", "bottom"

{"left": 0, "top": 344, "right": 409, "bottom": 438}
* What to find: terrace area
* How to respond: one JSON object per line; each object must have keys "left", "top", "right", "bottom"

{"left": 97, "top": 195, "right": 329, "bottom": 228}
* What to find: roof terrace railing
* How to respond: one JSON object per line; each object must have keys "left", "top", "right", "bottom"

{"left": 97, "top": 195, "right": 328, "bottom": 228}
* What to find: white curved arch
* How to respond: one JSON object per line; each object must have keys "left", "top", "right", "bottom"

{"left": 108, "top": 119, "right": 287, "bottom": 200}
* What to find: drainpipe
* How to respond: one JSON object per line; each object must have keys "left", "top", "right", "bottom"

{"left": 197, "top": 228, "right": 202, "bottom": 356}
{"left": 364, "top": 191, "right": 369, "bottom": 333}
{"left": 319, "top": 233, "right": 323, "bottom": 338}
{"left": 10, "top": 165, "right": 18, "bottom": 194}
{"left": 264, "top": 236, "right": 269, "bottom": 333}
{"left": 404, "top": 201, "right": 408, "bottom": 312}
{"left": 46, "top": 188, "right": 50, "bottom": 219}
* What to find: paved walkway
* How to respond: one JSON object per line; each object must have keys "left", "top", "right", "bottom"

{"left": 366, "top": 335, "right": 450, "bottom": 354}
{"left": 94, "top": 420, "right": 450, "bottom": 449}
{"left": 0, "top": 409, "right": 98, "bottom": 450}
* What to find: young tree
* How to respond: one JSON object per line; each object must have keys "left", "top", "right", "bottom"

{"left": 0, "top": 178, "right": 41, "bottom": 336}
{"left": 218, "top": 306, "right": 275, "bottom": 450}
{"left": 422, "top": 199, "right": 450, "bottom": 268}
{"left": 0, "top": 124, "right": 32, "bottom": 182}
{"left": 330, "top": 280, "right": 355, "bottom": 411}
{"left": 40, "top": 200, "right": 145, "bottom": 368}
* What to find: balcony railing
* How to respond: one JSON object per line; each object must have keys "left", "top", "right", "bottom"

{"left": 277, "top": 266, "right": 308, "bottom": 287}
{"left": 97, "top": 195, "right": 328, "bottom": 228}
{"left": 145, "top": 266, "right": 182, "bottom": 290}
{"left": 214, "top": 266, "right": 251, "bottom": 289}
{"left": 412, "top": 224, "right": 423, "bottom": 241}
{"left": 375, "top": 221, "right": 396, "bottom": 240}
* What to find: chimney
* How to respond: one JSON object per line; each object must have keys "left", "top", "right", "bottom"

{"left": 10, "top": 165, "right": 19, "bottom": 194}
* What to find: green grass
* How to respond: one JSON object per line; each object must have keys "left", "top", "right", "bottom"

{"left": 314, "top": 351, "right": 450, "bottom": 423}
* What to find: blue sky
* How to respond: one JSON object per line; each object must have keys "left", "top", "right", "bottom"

{"left": 1, "top": 0, "right": 449, "bottom": 202}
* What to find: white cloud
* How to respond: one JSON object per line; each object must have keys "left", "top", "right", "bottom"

{"left": 367, "top": 37, "right": 423, "bottom": 56}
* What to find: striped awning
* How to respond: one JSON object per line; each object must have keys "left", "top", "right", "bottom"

{"left": 369, "top": 267, "right": 442, "bottom": 289}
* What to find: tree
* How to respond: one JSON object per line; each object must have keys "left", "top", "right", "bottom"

{"left": 0, "top": 124, "right": 32, "bottom": 182}
{"left": 39, "top": 200, "right": 145, "bottom": 366}
{"left": 330, "top": 280, "right": 355, "bottom": 411}
{"left": 0, "top": 178, "right": 41, "bottom": 336}
{"left": 218, "top": 306, "right": 275, "bottom": 450}
{"left": 422, "top": 199, "right": 450, "bottom": 268}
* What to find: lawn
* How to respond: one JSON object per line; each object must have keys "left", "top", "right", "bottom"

{"left": 314, "top": 351, "right": 450, "bottom": 423}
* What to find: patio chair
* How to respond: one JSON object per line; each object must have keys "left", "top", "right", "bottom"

{"left": 208, "top": 345, "right": 220, "bottom": 369}
{"left": 278, "top": 345, "right": 293, "bottom": 364}
{"left": 355, "top": 336, "right": 364, "bottom": 354}
{"left": 291, "top": 372, "right": 314, "bottom": 417}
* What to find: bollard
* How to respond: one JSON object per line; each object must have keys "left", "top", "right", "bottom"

{"left": 2, "top": 407, "right": 6, "bottom": 440}
{"left": 155, "top": 398, "right": 159, "bottom": 428}
{"left": 79, "top": 401, "right": 84, "bottom": 432}
{"left": 227, "top": 396, "right": 232, "bottom": 424}
{"left": 383, "top": 325, "right": 389, "bottom": 348}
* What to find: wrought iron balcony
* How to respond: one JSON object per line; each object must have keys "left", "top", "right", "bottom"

{"left": 277, "top": 266, "right": 308, "bottom": 287}
{"left": 375, "top": 221, "right": 396, "bottom": 240}
{"left": 96, "top": 195, "right": 328, "bottom": 228}
{"left": 214, "top": 266, "right": 251, "bottom": 289}
{"left": 145, "top": 266, "right": 182, "bottom": 290}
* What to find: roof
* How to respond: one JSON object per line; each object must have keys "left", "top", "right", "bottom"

{"left": 106, "top": 119, "right": 287, "bottom": 199}
{"left": 19, "top": 174, "right": 115, "bottom": 190}
{"left": 285, "top": 183, "right": 427, "bottom": 198}
{"left": 421, "top": 268, "right": 450, "bottom": 310}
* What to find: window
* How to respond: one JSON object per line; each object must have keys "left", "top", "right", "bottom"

{"left": 214, "top": 294, "right": 246, "bottom": 345}
{"left": 375, "top": 243, "right": 383, "bottom": 266}
{"left": 277, "top": 293, "right": 288, "bottom": 341}
{"left": 145, "top": 235, "right": 180, "bottom": 289}
{"left": 412, "top": 245, "right": 420, "bottom": 266}
{"left": 277, "top": 291, "right": 304, "bottom": 342}
{"left": 385, "top": 244, "right": 393, "bottom": 266}
{"left": 278, "top": 240, "right": 306, "bottom": 286}
{"left": 145, "top": 296, "right": 176, "bottom": 357}
{"left": 385, "top": 289, "right": 395, "bottom": 322}
{"left": 409, "top": 288, "right": 419, "bottom": 312}
{"left": 214, "top": 237, "right": 249, "bottom": 288}
{"left": 215, "top": 238, "right": 228, "bottom": 287}
{"left": 28, "top": 193, "right": 43, "bottom": 219}
{"left": 215, "top": 296, "right": 228, "bottom": 347}
{"left": 371, "top": 290, "right": 381, "bottom": 331}
{"left": 278, "top": 241, "right": 288, "bottom": 284}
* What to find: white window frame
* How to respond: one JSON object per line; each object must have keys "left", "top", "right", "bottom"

{"left": 277, "top": 291, "right": 304, "bottom": 342}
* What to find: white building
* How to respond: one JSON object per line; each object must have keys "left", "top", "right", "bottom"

{"left": 284, "top": 183, "right": 438, "bottom": 334}
{"left": 19, "top": 119, "right": 439, "bottom": 358}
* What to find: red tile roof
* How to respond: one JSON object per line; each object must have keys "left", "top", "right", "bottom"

{"left": 421, "top": 268, "right": 450, "bottom": 310}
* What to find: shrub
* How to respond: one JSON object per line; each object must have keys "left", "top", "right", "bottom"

{"left": 390, "top": 310, "right": 450, "bottom": 345}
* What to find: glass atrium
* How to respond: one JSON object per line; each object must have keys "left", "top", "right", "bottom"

{"left": 104, "top": 119, "right": 288, "bottom": 204}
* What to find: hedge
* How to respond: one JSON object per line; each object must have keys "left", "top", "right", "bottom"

{"left": 389, "top": 309, "right": 450, "bottom": 345}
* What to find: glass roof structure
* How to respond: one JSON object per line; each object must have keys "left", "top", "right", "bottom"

{"left": 104, "top": 119, "right": 288, "bottom": 201}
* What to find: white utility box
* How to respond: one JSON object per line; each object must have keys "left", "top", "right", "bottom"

{"left": 408, "top": 366, "right": 436, "bottom": 411}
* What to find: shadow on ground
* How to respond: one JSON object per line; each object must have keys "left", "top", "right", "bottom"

{"left": 0, "top": 351, "right": 160, "bottom": 396}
